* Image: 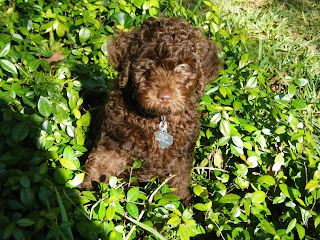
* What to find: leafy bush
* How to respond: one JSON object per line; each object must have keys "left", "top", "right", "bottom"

{"left": 0, "top": 0, "right": 319, "bottom": 239}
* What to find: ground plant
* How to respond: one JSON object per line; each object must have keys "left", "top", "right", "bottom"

{"left": 0, "top": 0, "right": 319, "bottom": 239}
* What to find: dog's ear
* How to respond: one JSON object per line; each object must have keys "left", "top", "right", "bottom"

{"left": 106, "top": 31, "right": 140, "bottom": 88}
{"left": 196, "top": 40, "right": 221, "bottom": 98}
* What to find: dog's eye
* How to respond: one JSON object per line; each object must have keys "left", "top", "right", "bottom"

{"left": 146, "top": 61, "right": 155, "bottom": 68}
{"left": 175, "top": 64, "right": 190, "bottom": 73}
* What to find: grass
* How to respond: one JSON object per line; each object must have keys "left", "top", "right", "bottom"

{"left": 214, "top": 0, "right": 320, "bottom": 149}
{"left": 216, "top": 0, "right": 319, "bottom": 73}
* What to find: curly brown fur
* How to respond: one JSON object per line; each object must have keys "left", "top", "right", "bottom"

{"left": 80, "top": 17, "right": 221, "bottom": 204}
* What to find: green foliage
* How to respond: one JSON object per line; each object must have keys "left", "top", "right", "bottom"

{"left": 0, "top": 0, "right": 319, "bottom": 239}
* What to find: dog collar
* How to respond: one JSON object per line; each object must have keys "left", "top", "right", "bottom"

{"left": 131, "top": 93, "right": 174, "bottom": 149}
{"left": 131, "top": 93, "right": 152, "bottom": 116}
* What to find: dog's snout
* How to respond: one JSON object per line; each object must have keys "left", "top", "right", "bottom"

{"left": 158, "top": 89, "right": 172, "bottom": 103}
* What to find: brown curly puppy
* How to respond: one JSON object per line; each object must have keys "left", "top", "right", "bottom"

{"left": 81, "top": 17, "right": 221, "bottom": 203}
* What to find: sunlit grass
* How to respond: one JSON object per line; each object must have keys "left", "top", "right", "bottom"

{"left": 214, "top": 0, "right": 320, "bottom": 149}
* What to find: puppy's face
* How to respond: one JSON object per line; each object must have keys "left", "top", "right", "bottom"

{"left": 130, "top": 47, "right": 199, "bottom": 116}
{"left": 107, "top": 17, "right": 221, "bottom": 116}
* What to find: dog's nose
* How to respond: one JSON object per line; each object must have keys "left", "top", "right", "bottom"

{"left": 158, "top": 89, "right": 172, "bottom": 103}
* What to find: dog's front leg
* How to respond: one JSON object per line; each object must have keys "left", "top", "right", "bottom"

{"left": 167, "top": 162, "right": 192, "bottom": 206}
{"left": 80, "top": 147, "right": 128, "bottom": 189}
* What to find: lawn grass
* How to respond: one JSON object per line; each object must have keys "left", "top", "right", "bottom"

{"left": 215, "top": 0, "right": 320, "bottom": 152}
{"left": 216, "top": 0, "right": 319, "bottom": 73}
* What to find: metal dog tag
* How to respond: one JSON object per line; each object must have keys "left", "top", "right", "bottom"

{"left": 155, "top": 117, "right": 173, "bottom": 149}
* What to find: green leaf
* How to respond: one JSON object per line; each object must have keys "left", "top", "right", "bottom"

{"left": 219, "top": 86, "right": 227, "bottom": 97}
{"left": 294, "top": 78, "right": 309, "bottom": 87}
{"left": 0, "top": 43, "right": 10, "bottom": 57}
{"left": 295, "top": 223, "right": 305, "bottom": 240}
{"left": 127, "top": 187, "right": 140, "bottom": 202}
{"left": 67, "top": 173, "right": 85, "bottom": 188}
{"left": 12, "top": 33, "right": 24, "bottom": 43}
{"left": 305, "top": 180, "right": 319, "bottom": 190}
{"left": 110, "top": 12, "right": 134, "bottom": 28}
{"left": 193, "top": 185, "right": 204, "bottom": 196}
{"left": 246, "top": 156, "right": 258, "bottom": 168}
{"left": 286, "top": 218, "right": 296, "bottom": 234}
{"left": 29, "top": 59, "right": 40, "bottom": 72}
{"left": 106, "top": 205, "right": 115, "bottom": 221}
{"left": 246, "top": 77, "right": 257, "bottom": 88}
{"left": 291, "top": 132, "right": 304, "bottom": 142}
{"left": 4, "top": 222, "right": 15, "bottom": 239}
{"left": 12, "top": 122, "right": 30, "bottom": 142}
{"left": 251, "top": 191, "right": 266, "bottom": 204}
{"left": 167, "top": 214, "right": 180, "bottom": 227}
{"left": 19, "top": 176, "right": 30, "bottom": 188}
{"left": 41, "top": 120, "right": 52, "bottom": 133}
{"left": 239, "top": 54, "right": 248, "bottom": 69}
{"left": 0, "top": 59, "right": 18, "bottom": 74}
{"left": 260, "top": 219, "right": 276, "bottom": 235}
{"left": 275, "top": 94, "right": 290, "bottom": 105}
{"left": 314, "top": 215, "right": 320, "bottom": 228}
{"left": 214, "top": 151, "right": 223, "bottom": 169}
{"left": 77, "top": 112, "right": 91, "bottom": 127}
{"left": 22, "top": 96, "right": 36, "bottom": 108}
{"left": 201, "top": 94, "right": 212, "bottom": 104}
{"left": 54, "top": 168, "right": 70, "bottom": 184}
{"left": 81, "top": 191, "right": 97, "bottom": 201}
{"left": 275, "top": 125, "right": 286, "bottom": 134}
{"left": 236, "top": 177, "right": 249, "bottom": 189}
{"left": 38, "top": 96, "right": 52, "bottom": 117}
{"left": 133, "top": 0, "right": 144, "bottom": 7}
{"left": 20, "top": 188, "right": 35, "bottom": 208}
{"left": 98, "top": 202, "right": 106, "bottom": 220}
{"left": 301, "top": 208, "right": 312, "bottom": 226}
{"left": 210, "top": 113, "right": 221, "bottom": 124}
{"left": 233, "top": 101, "right": 242, "bottom": 111}
{"left": 16, "top": 218, "right": 36, "bottom": 227}
{"left": 219, "top": 194, "right": 241, "bottom": 204}
{"left": 79, "top": 28, "right": 91, "bottom": 43}
{"left": 132, "top": 160, "right": 142, "bottom": 169}
{"left": 203, "top": 0, "right": 213, "bottom": 6}
{"left": 243, "top": 124, "right": 257, "bottom": 133}
{"left": 288, "top": 84, "right": 296, "bottom": 98}
{"left": 40, "top": 46, "right": 52, "bottom": 57}
{"left": 20, "top": 26, "right": 30, "bottom": 36}
{"left": 279, "top": 183, "right": 291, "bottom": 199}
{"left": 126, "top": 202, "right": 139, "bottom": 219}
{"left": 150, "top": 0, "right": 159, "bottom": 7}
{"left": 73, "top": 144, "right": 87, "bottom": 153}
{"left": 257, "top": 175, "right": 276, "bottom": 186}
{"left": 109, "top": 176, "right": 118, "bottom": 188}
{"left": 56, "top": 22, "right": 67, "bottom": 37}
{"left": 59, "top": 158, "right": 77, "bottom": 170}
{"left": 292, "top": 99, "right": 307, "bottom": 110}
{"left": 193, "top": 203, "right": 207, "bottom": 211}
{"left": 63, "top": 145, "right": 75, "bottom": 160}
{"left": 218, "top": 136, "right": 230, "bottom": 146}
{"left": 178, "top": 224, "right": 191, "bottom": 240}
{"left": 232, "top": 136, "right": 243, "bottom": 149}
{"left": 162, "top": 193, "right": 180, "bottom": 201}
{"left": 219, "top": 120, "right": 230, "bottom": 137}
{"left": 230, "top": 35, "right": 240, "bottom": 47}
